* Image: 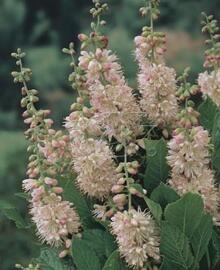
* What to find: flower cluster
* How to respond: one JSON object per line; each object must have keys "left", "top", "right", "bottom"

{"left": 71, "top": 138, "right": 119, "bottom": 199}
{"left": 198, "top": 69, "right": 220, "bottom": 106}
{"left": 135, "top": 29, "right": 178, "bottom": 128}
{"left": 11, "top": 49, "right": 81, "bottom": 248}
{"left": 111, "top": 209, "right": 160, "bottom": 269}
{"left": 78, "top": 48, "right": 142, "bottom": 142}
{"left": 167, "top": 113, "right": 220, "bottom": 224}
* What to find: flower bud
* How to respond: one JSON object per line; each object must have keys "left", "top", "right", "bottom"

{"left": 113, "top": 194, "right": 127, "bottom": 207}
{"left": 111, "top": 184, "right": 124, "bottom": 194}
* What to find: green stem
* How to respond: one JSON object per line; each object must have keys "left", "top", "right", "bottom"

{"left": 123, "top": 144, "right": 132, "bottom": 210}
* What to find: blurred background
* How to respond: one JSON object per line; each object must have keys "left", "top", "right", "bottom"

{"left": 0, "top": 0, "right": 219, "bottom": 269}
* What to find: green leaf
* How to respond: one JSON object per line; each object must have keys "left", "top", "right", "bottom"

{"left": 208, "top": 230, "right": 220, "bottom": 269}
{"left": 15, "top": 192, "right": 29, "bottom": 200}
{"left": 59, "top": 176, "right": 94, "bottom": 227}
{"left": 81, "top": 229, "right": 117, "bottom": 263}
{"left": 35, "top": 248, "right": 73, "bottom": 270}
{"left": 72, "top": 237, "right": 102, "bottom": 270}
{"left": 164, "top": 193, "right": 204, "bottom": 238}
{"left": 212, "top": 112, "right": 220, "bottom": 173}
{"left": 191, "top": 214, "right": 213, "bottom": 264}
{"left": 0, "top": 200, "right": 28, "bottom": 229}
{"left": 102, "top": 250, "right": 128, "bottom": 270}
{"left": 160, "top": 258, "right": 185, "bottom": 270}
{"left": 150, "top": 183, "right": 180, "bottom": 209}
{"left": 144, "top": 138, "right": 169, "bottom": 191}
{"left": 160, "top": 223, "right": 194, "bottom": 269}
{"left": 198, "top": 97, "right": 219, "bottom": 132}
{"left": 143, "top": 196, "right": 162, "bottom": 224}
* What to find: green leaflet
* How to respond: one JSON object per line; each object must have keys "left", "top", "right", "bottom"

{"left": 160, "top": 222, "right": 194, "bottom": 270}
{"left": 150, "top": 183, "right": 180, "bottom": 209}
{"left": 143, "top": 196, "right": 162, "bottom": 224}
{"left": 34, "top": 248, "right": 74, "bottom": 270}
{"left": 102, "top": 250, "right": 128, "bottom": 270}
{"left": 81, "top": 229, "right": 117, "bottom": 264}
{"left": 144, "top": 138, "right": 169, "bottom": 191}
{"left": 161, "top": 193, "right": 214, "bottom": 269}
{"left": 212, "top": 112, "right": 220, "bottom": 174}
{"left": 72, "top": 237, "right": 102, "bottom": 270}
{"left": 191, "top": 214, "right": 213, "bottom": 264}
{"left": 198, "top": 97, "right": 219, "bottom": 132}
{"left": 164, "top": 193, "right": 204, "bottom": 238}
{"left": 58, "top": 176, "right": 94, "bottom": 227}
{"left": 0, "top": 199, "right": 28, "bottom": 229}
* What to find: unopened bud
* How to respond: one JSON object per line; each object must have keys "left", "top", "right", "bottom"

{"left": 111, "top": 184, "right": 124, "bottom": 194}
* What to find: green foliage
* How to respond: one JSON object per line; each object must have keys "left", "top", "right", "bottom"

{"left": 198, "top": 97, "right": 219, "bottom": 132}
{"left": 102, "top": 250, "right": 128, "bottom": 270}
{"left": 0, "top": 200, "right": 28, "bottom": 229}
{"left": 161, "top": 223, "right": 194, "bottom": 269}
{"left": 59, "top": 176, "right": 95, "bottom": 228}
{"left": 164, "top": 193, "right": 204, "bottom": 238}
{"left": 35, "top": 248, "right": 74, "bottom": 270}
{"left": 72, "top": 237, "right": 102, "bottom": 270}
{"left": 161, "top": 193, "right": 214, "bottom": 269}
{"left": 143, "top": 196, "right": 162, "bottom": 225}
{"left": 150, "top": 183, "right": 180, "bottom": 209}
{"left": 144, "top": 138, "right": 170, "bottom": 191}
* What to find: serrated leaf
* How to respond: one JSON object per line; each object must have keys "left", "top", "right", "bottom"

{"left": 191, "top": 214, "right": 213, "bottom": 264}
{"left": 102, "top": 250, "right": 128, "bottom": 270}
{"left": 212, "top": 112, "right": 220, "bottom": 173}
{"left": 35, "top": 248, "right": 73, "bottom": 270}
{"left": 144, "top": 139, "right": 169, "bottom": 191}
{"left": 160, "top": 258, "right": 185, "bottom": 270}
{"left": 0, "top": 200, "right": 28, "bottom": 229}
{"left": 164, "top": 193, "right": 203, "bottom": 238}
{"left": 59, "top": 176, "right": 94, "bottom": 227}
{"left": 209, "top": 230, "right": 220, "bottom": 269}
{"left": 160, "top": 223, "right": 194, "bottom": 269}
{"left": 198, "top": 97, "right": 218, "bottom": 132}
{"left": 72, "top": 237, "right": 101, "bottom": 270}
{"left": 81, "top": 229, "right": 117, "bottom": 264}
{"left": 150, "top": 183, "right": 180, "bottom": 209}
{"left": 144, "top": 196, "right": 162, "bottom": 224}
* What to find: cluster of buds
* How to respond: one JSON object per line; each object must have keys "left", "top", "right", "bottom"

{"left": 201, "top": 13, "right": 220, "bottom": 68}
{"left": 116, "top": 161, "right": 140, "bottom": 176}
{"left": 177, "top": 102, "right": 200, "bottom": 129}
{"left": 176, "top": 67, "right": 200, "bottom": 101}
{"left": 90, "top": 0, "right": 108, "bottom": 20}
{"left": 139, "top": 0, "right": 160, "bottom": 20}
{"left": 116, "top": 142, "right": 140, "bottom": 156}
{"left": 135, "top": 28, "right": 166, "bottom": 65}
{"left": 167, "top": 100, "right": 220, "bottom": 222}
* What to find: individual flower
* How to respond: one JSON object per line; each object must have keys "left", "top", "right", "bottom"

{"left": 71, "top": 138, "right": 119, "bottom": 199}
{"left": 31, "top": 193, "right": 81, "bottom": 246}
{"left": 138, "top": 64, "right": 178, "bottom": 127}
{"left": 167, "top": 126, "right": 211, "bottom": 179}
{"left": 111, "top": 209, "right": 160, "bottom": 269}
{"left": 198, "top": 69, "right": 220, "bottom": 106}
